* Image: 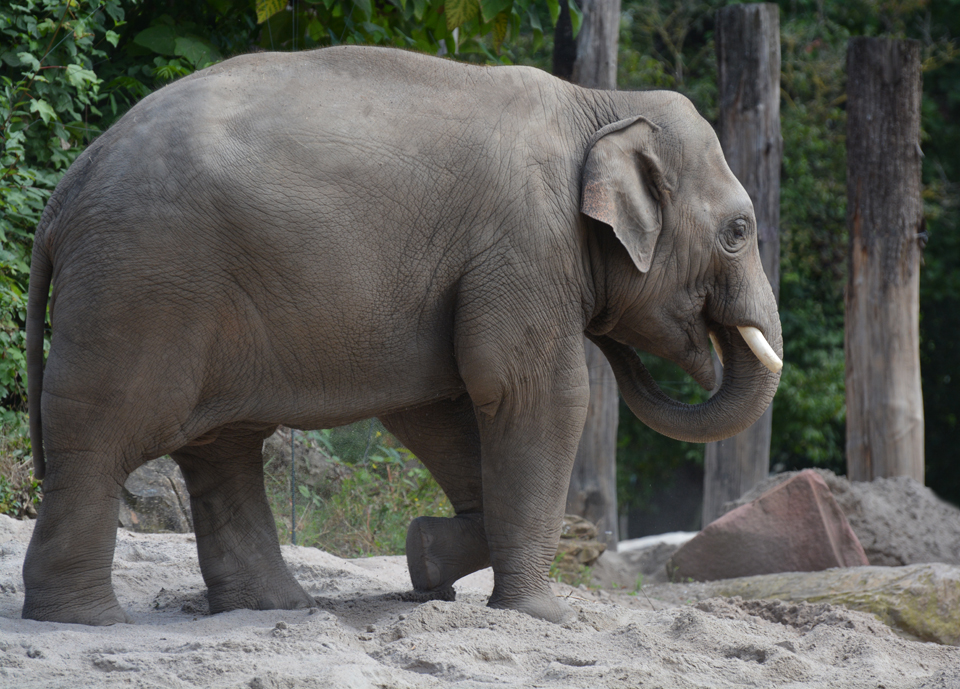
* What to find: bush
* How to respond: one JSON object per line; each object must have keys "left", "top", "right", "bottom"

{"left": 264, "top": 422, "right": 453, "bottom": 558}
{"left": 0, "top": 416, "right": 40, "bottom": 518}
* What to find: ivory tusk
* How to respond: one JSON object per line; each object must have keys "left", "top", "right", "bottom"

{"left": 709, "top": 332, "right": 724, "bottom": 367}
{"left": 737, "top": 326, "right": 783, "bottom": 373}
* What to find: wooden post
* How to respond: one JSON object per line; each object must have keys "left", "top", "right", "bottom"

{"left": 556, "top": 0, "right": 621, "bottom": 549}
{"left": 702, "top": 3, "right": 782, "bottom": 526}
{"left": 845, "top": 38, "right": 924, "bottom": 483}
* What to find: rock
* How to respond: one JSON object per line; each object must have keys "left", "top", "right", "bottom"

{"left": 592, "top": 541, "right": 683, "bottom": 589}
{"left": 119, "top": 457, "right": 192, "bottom": 533}
{"left": 667, "top": 470, "right": 868, "bottom": 582}
{"left": 645, "top": 563, "right": 960, "bottom": 646}
{"left": 553, "top": 515, "right": 607, "bottom": 581}
{"left": 555, "top": 538, "right": 606, "bottom": 567}
{"left": 262, "top": 427, "right": 342, "bottom": 495}
{"left": 722, "top": 468, "right": 960, "bottom": 567}
{"left": 560, "top": 514, "right": 599, "bottom": 540}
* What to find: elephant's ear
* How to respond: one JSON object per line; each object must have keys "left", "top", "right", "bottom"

{"left": 581, "top": 116, "right": 672, "bottom": 274}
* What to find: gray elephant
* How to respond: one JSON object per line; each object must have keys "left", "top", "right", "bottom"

{"left": 23, "top": 45, "right": 781, "bottom": 626}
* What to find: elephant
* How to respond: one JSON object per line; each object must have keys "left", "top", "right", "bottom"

{"left": 22, "top": 45, "right": 782, "bottom": 626}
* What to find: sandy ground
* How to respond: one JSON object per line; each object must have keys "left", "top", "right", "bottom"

{"left": 1, "top": 516, "right": 958, "bottom": 688}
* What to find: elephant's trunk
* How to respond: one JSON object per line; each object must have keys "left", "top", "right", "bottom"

{"left": 587, "top": 323, "right": 781, "bottom": 443}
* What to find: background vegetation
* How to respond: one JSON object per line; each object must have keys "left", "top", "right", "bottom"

{"left": 264, "top": 422, "right": 454, "bottom": 555}
{"left": 1, "top": 1, "right": 958, "bottom": 547}
{"left": 614, "top": 0, "right": 960, "bottom": 526}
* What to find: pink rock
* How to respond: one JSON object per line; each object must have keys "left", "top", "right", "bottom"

{"left": 667, "top": 470, "right": 869, "bottom": 582}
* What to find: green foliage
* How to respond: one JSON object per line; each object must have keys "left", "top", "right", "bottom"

{"left": 771, "top": 12, "right": 851, "bottom": 474}
{"left": 0, "top": 416, "right": 40, "bottom": 518}
{"left": 548, "top": 552, "right": 594, "bottom": 588}
{"left": 246, "top": 0, "right": 578, "bottom": 64}
{"left": 1, "top": 0, "right": 123, "bottom": 419}
{"left": 617, "top": 0, "right": 960, "bottom": 512}
{"left": 914, "top": 0, "right": 960, "bottom": 504}
{"left": 264, "top": 423, "right": 453, "bottom": 557}
{"left": 0, "top": 0, "right": 566, "bottom": 469}
{"left": 618, "top": 0, "right": 721, "bottom": 118}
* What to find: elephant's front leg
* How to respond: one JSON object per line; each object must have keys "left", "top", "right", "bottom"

{"left": 380, "top": 394, "right": 490, "bottom": 593}
{"left": 468, "top": 339, "right": 590, "bottom": 623}
{"left": 171, "top": 426, "right": 314, "bottom": 614}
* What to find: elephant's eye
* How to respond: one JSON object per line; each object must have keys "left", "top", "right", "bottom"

{"left": 720, "top": 218, "right": 749, "bottom": 252}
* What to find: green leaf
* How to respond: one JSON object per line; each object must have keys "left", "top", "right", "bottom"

{"left": 29, "top": 98, "right": 55, "bottom": 124}
{"left": 413, "top": 0, "right": 428, "bottom": 20}
{"left": 353, "top": 0, "right": 373, "bottom": 18}
{"left": 133, "top": 26, "right": 178, "bottom": 56}
{"left": 105, "top": 30, "right": 119, "bottom": 47}
{"left": 307, "top": 19, "right": 324, "bottom": 41}
{"left": 568, "top": 0, "right": 581, "bottom": 37}
{"left": 492, "top": 10, "right": 508, "bottom": 52}
{"left": 17, "top": 52, "right": 40, "bottom": 73}
{"left": 545, "top": 0, "right": 559, "bottom": 26}
{"left": 526, "top": 5, "right": 541, "bottom": 32}
{"left": 64, "top": 64, "right": 99, "bottom": 89}
{"left": 445, "top": 0, "right": 479, "bottom": 30}
{"left": 256, "top": 0, "right": 287, "bottom": 24}
{"left": 479, "top": 0, "right": 511, "bottom": 23}
{"left": 174, "top": 36, "right": 222, "bottom": 68}
{"left": 527, "top": 4, "right": 542, "bottom": 49}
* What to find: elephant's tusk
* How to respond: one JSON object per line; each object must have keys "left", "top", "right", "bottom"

{"left": 737, "top": 326, "right": 783, "bottom": 373}
{"left": 709, "top": 332, "right": 724, "bottom": 367}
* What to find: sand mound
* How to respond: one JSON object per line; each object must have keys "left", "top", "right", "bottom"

{"left": 1, "top": 515, "right": 958, "bottom": 688}
{"left": 722, "top": 469, "right": 960, "bottom": 567}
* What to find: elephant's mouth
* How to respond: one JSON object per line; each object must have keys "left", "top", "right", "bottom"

{"left": 709, "top": 325, "right": 782, "bottom": 374}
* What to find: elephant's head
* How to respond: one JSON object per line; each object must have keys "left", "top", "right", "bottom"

{"left": 581, "top": 95, "right": 782, "bottom": 443}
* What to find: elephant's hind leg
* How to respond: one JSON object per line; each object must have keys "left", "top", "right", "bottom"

{"left": 380, "top": 395, "right": 490, "bottom": 593}
{"left": 171, "top": 425, "right": 314, "bottom": 614}
{"left": 22, "top": 447, "right": 133, "bottom": 625}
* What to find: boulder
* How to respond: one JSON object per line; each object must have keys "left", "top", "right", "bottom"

{"left": 592, "top": 541, "right": 683, "bottom": 589}
{"left": 119, "top": 457, "right": 192, "bottom": 533}
{"left": 262, "top": 427, "right": 342, "bottom": 495}
{"left": 553, "top": 515, "right": 607, "bottom": 582}
{"left": 560, "top": 514, "right": 600, "bottom": 540}
{"left": 721, "top": 468, "right": 960, "bottom": 567}
{"left": 667, "top": 470, "right": 868, "bottom": 582}
{"left": 645, "top": 563, "right": 960, "bottom": 646}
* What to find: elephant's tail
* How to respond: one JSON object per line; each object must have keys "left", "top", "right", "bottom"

{"left": 27, "top": 238, "right": 52, "bottom": 480}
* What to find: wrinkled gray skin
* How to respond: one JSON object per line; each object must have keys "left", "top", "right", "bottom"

{"left": 23, "top": 46, "right": 781, "bottom": 626}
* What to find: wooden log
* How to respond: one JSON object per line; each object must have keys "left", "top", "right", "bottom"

{"left": 702, "top": 3, "right": 782, "bottom": 526}
{"left": 845, "top": 37, "right": 924, "bottom": 483}
{"left": 557, "top": 0, "right": 621, "bottom": 548}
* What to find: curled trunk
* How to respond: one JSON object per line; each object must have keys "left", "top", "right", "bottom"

{"left": 588, "top": 326, "right": 781, "bottom": 444}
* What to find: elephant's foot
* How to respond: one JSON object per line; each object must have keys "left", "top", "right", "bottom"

{"left": 487, "top": 577, "right": 576, "bottom": 624}
{"left": 22, "top": 585, "right": 132, "bottom": 626}
{"left": 406, "top": 514, "right": 490, "bottom": 592}
{"left": 206, "top": 570, "right": 314, "bottom": 614}
{"left": 21, "top": 466, "right": 132, "bottom": 626}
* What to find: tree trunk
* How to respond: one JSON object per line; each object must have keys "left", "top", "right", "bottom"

{"left": 572, "top": 0, "right": 621, "bottom": 90}
{"left": 702, "top": 3, "right": 782, "bottom": 526}
{"left": 845, "top": 37, "right": 924, "bottom": 483}
{"left": 566, "top": 342, "right": 620, "bottom": 546}
{"left": 557, "top": 0, "right": 621, "bottom": 549}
